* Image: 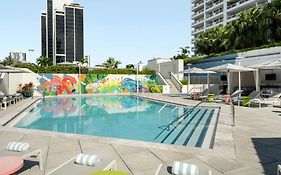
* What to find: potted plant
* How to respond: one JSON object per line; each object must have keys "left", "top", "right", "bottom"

{"left": 17, "top": 82, "right": 34, "bottom": 97}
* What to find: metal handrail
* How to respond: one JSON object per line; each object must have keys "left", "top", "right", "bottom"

{"left": 154, "top": 100, "right": 204, "bottom": 139}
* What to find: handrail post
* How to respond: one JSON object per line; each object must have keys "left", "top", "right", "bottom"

{"left": 231, "top": 102, "right": 235, "bottom": 126}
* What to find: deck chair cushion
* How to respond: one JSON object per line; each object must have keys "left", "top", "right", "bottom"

{"left": 75, "top": 154, "right": 100, "bottom": 166}
{"left": 6, "top": 142, "right": 29, "bottom": 152}
{"left": 172, "top": 161, "right": 199, "bottom": 175}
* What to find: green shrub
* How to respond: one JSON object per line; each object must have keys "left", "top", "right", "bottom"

{"left": 185, "top": 42, "right": 281, "bottom": 64}
{"left": 14, "top": 64, "right": 156, "bottom": 75}
{"left": 180, "top": 80, "right": 188, "bottom": 85}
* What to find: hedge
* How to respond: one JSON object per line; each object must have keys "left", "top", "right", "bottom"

{"left": 14, "top": 64, "right": 156, "bottom": 75}
{"left": 185, "top": 41, "right": 281, "bottom": 64}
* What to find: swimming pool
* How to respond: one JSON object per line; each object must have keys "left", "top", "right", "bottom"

{"left": 15, "top": 95, "right": 219, "bottom": 148}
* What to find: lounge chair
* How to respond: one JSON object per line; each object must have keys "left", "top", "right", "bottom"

{"left": 232, "top": 90, "right": 260, "bottom": 105}
{"left": 191, "top": 88, "right": 208, "bottom": 100}
{"left": 214, "top": 90, "right": 244, "bottom": 103}
{"left": 14, "top": 93, "right": 23, "bottom": 103}
{"left": 0, "top": 142, "right": 43, "bottom": 171}
{"left": 155, "top": 161, "right": 200, "bottom": 175}
{"left": 199, "top": 88, "right": 222, "bottom": 101}
{"left": 278, "top": 164, "right": 281, "bottom": 175}
{"left": 250, "top": 92, "right": 281, "bottom": 108}
{"left": 46, "top": 154, "right": 117, "bottom": 175}
{"left": 0, "top": 96, "right": 16, "bottom": 110}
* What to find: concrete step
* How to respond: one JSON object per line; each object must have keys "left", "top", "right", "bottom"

{"left": 165, "top": 79, "right": 180, "bottom": 93}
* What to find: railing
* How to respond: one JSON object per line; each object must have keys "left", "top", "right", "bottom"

{"left": 157, "top": 72, "right": 170, "bottom": 94}
{"left": 155, "top": 100, "right": 205, "bottom": 140}
{"left": 170, "top": 72, "right": 183, "bottom": 92}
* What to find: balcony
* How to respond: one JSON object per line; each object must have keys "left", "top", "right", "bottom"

{"left": 206, "top": 8, "right": 223, "bottom": 20}
{"left": 227, "top": 0, "right": 251, "bottom": 10}
{"left": 227, "top": 14, "right": 237, "bottom": 20}
{"left": 193, "top": 0, "right": 204, "bottom": 9}
{"left": 192, "top": 26, "right": 204, "bottom": 34}
{"left": 192, "top": 18, "right": 204, "bottom": 25}
{"left": 206, "top": 0, "right": 223, "bottom": 10}
{"left": 193, "top": 8, "right": 204, "bottom": 16}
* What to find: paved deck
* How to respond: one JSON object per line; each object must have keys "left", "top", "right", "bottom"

{"left": 0, "top": 94, "right": 280, "bottom": 175}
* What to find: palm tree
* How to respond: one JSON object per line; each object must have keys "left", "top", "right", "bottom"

{"left": 80, "top": 58, "right": 88, "bottom": 65}
{"left": 126, "top": 64, "right": 135, "bottom": 69}
{"left": 103, "top": 57, "right": 121, "bottom": 69}
{"left": 2, "top": 56, "right": 18, "bottom": 66}
{"left": 37, "top": 56, "right": 53, "bottom": 67}
{"left": 173, "top": 46, "right": 191, "bottom": 59}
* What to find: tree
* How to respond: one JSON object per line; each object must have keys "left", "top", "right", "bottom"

{"left": 103, "top": 57, "right": 121, "bottom": 69}
{"left": 126, "top": 64, "right": 135, "bottom": 69}
{"left": 2, "top": 56, "right": 18, "bottom": 66}
{"left": 37, "top": 56, "right": 53, "bottom": 67}
{"left": 80, "top": 58, "right": 88, "bottom": 65}
{"left": 173, "top": 46, "right": 191, "bottom": 60}
{"left": 194, "top": 0, "right": 281, "bottom": 55}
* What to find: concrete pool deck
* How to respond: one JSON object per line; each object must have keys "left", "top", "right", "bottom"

{"left": 0, "top": 94, "right": 281, "bottom": 174}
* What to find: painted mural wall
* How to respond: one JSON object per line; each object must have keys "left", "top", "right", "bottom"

{"left": 36, "top": 74, "right": 163, "bottom": 96}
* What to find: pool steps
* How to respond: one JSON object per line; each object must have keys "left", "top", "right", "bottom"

{"left": 156, "top": 108, "right": 215, "bottom": 147}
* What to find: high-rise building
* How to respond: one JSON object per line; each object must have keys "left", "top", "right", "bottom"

{"left": 191, "top": 0, "right": 270, "bottom": 55}
{"left": 9, "top": 52, "right": 26, "bottom": 61}
{"left": 41, "top": 0, "right": 84, "bottom": 65}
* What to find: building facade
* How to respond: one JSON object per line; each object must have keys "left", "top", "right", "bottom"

{"left": 191, "top": 0, "right": 270, "bottom": 54}
{"left": 41, "top": 0, "right": 84, "bottom": 65}
{"left": 9, "top": 52, "right": 26, "bottom": 62}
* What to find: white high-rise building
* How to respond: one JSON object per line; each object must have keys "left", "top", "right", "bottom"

{"left": 191, "top": 0, "right": 271, "bottom": 55}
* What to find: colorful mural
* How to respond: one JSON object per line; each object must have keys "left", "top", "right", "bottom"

{"left": 36, "top": 74, "right": 163, "bottom": 96}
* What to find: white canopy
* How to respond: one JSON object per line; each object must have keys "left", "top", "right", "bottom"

{"left": 250, "top": 59, "right": 281, "bottom": 70}
{"left": 179, "top": 67, "right": 216, "bottom": 93}
{"left": 207, "top": 63, "right": 256, "bottom": 94}
{"left": 207, "top": 63, "right": 255, "bottom": 72}
{"left": 57, "top": 61, "right": 76, "bottom": 66}
{"left": 179, "top": 67, "right": 216, "bottom": 74}
{"left": 0, "top": 65, "right": 27, "bottom": 73}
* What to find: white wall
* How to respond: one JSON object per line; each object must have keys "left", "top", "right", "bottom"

{"left": 146, "top": 59, "right": 184, "bottom": 80}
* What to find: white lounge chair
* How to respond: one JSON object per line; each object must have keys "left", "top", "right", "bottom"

{"left": 251, "top": 92, "right": 281, "bottom": 108}
{"left": 1, "top": 96, "right": 16, "bottom": 110}
{"left": 232, "top": 90, "right": 260, "bottom": 105}
{"left": 0, "top": 143, "right": 43, "bottom": 171}
{"left": 155, "top": 161, "right": 200, "bottom": 175}
{"left": 46, "top": 155, "right": 117, "bottom": 175}
{"left": 277, "top": 164, "right": 281, "bottom": 175}
{"left": 15, "top": 93, "right": 23, "bottom": 103}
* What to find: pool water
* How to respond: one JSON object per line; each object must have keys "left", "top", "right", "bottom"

{"left": 15, "top": 95, "right": 218, "bottom": 147}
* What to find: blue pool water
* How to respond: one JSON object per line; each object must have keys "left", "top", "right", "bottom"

{"left": 16, "top": 95, "right": 218, "bottom": 147}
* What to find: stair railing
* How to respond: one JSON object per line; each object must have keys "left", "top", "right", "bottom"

{"left": 154, "top": 100, "right": 205, "bottom": 139}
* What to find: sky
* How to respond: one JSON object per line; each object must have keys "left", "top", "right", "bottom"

{"left": 0, "top": 0, "right": 191, "bottom": 67}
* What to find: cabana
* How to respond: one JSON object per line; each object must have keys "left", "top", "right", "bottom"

{"left": 179, "top": 67, "right": 216, "bottom": 92}
{"left": 207, "top": 63, "right": 256, "bottom": 95}
{"left": 250, "top": 59, "right": 281, "bottom": 93}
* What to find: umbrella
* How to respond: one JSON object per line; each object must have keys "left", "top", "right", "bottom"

{"left": 179, "top": 67, "right": 216, "bottom": 92}
{"left": 57, "top": 61, "right": 76, "bottom": 66}
{"left": 207, "top": 63, "right": 256, "bottom": 94}
{"left": 179, "top": 67, "right": 216, "bottom": 74}
{"left": 0, "top": 65, "right": 28, "bottom": 95}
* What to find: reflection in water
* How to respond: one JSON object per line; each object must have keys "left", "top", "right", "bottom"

{"left": 16, "top": 96, "right": 190, "bottom": 143}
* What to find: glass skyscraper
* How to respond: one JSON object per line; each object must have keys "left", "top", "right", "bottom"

{"left": 41, "top": 0, "right": 84, "bottom": 64}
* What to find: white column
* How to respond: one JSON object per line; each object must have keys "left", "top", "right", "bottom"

{"left": 207, "top": 73, "right": 211, "bottom": 90}
{"left": 255, "top": 69, "right": 260, "bottom": 91}
{"left": 227, "top": 71, "right": 231, "bottom": 95}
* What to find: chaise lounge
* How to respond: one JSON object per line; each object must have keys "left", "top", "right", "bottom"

{"left": 0, "top": 142, "right": 43, "bottom": 172}
{"left": 46, "top": 154, "right": 117, "bottom": 175}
